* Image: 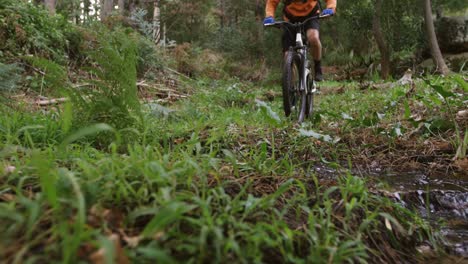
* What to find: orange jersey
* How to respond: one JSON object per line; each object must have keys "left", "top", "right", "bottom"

{"left": 266, "top": 0, "right": 336, "bottom": 18}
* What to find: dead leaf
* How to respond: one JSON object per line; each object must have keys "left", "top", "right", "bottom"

{"left": 174, "top": 138, "right": 184, "bottom": 144}
{"left": 4, "top": 165, "right": 16, "bottom": 174}
{"left": 454, "top": 158, "right": 468, "bottom": 172}
{"left": 122, "top": 235, "right": 142, "bottom": 248}
{"left": 119, "top": 229, "right": 142, "bottom": 248}
{"left": 432, "top": 140, "right": 452, "bottom": 152}
{"left": 90, "top": 234, "right": 130, "bottom": 264}
{"left": 0, "top": 193, "right": 15, "bottom": 202}
{"left": 88, "top": 205, "right": 125, "bottom": 229}
{"left": 384, "top": 218, "right": 393, "bottom": 231}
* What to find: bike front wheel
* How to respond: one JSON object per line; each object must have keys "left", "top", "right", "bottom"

{"left": 305, "top": 74, "right": 315, "bottom": 119}
{"left": 282, "top": 50, "right": 306, "bottom": 123}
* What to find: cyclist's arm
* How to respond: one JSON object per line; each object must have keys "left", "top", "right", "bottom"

{"left": 265, "top": 0, "right": 280, "bottom": 18}
{"left": 325, "top": 0, "right": 337, "bottom": 12}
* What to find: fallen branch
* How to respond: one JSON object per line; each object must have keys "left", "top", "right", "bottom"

{"left": 35, "top": 98, "right": 69, "bottom": 106}
{"left": 164, "top": 67, "right": 194, "bottom": 80}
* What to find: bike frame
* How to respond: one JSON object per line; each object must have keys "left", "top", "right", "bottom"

{"left": 266, "top": 14, "right": 331, "bottom": 95}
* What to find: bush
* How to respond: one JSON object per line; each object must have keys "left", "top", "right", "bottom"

{"left": 136, "top": 36, "right": 171, "bottom": 79}
{"left": 0, "top": 0, "right": 79, "bottom": 63}
{"left": 0, "top": 62, "right": 22, "bottom": 93}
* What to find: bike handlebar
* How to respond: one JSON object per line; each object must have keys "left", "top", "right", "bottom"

{"left": 264, "top": 14, "right": 333, "bottom": 29}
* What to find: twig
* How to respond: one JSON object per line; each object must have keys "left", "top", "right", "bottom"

{"left": 164, "top": 67, "right": 194, "bottom": 80}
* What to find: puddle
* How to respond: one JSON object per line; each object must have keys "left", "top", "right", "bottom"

{"left": 379, "top": 172, "right": 468, "bottom": 257}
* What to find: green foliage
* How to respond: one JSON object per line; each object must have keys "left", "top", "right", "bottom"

{"left": 136, "top": 36, "right": 171, "bottom": 79}
{"left": 69, "top": 27, "right": 142, "bottom": 146}
{"left": 425, "top": 77, "right": 468, "bottom": 159}
{"left": 0, "top": 62, "right": 22, "bottom": 92}
{"left": 320, "top": 0, "right": 425, "bottom": 74}
{"left": 0, "top": 0, "right": 77, "bottom": 62}
{"left": 0, "top": 77, "right": 441, "bottom": 262}
{"left": 130, "top": 8, "right": 158, "bottom": 39}
{"left": 433, "top": 0, "right": 468, "bottom": 13}
{"left": 22, "top": 56, "right": 68, "bottom": 93}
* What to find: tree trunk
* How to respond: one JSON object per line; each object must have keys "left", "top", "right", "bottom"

{"left": 153, "top": 0, "right": 161, "bottom": 44}
{"left": 83, "top": 0, "right": 91, "bottom": 23}
{"left": 372, "top": 0, "right": 390, "bottom": 79}
{"left": 118, "top": 0, "right": 125, "bottom": 15}
{"left": 44, "top": 0, "right": 56, "bottom": 15}
{"left": 255, "top": 0, "right": 264, "bottom": 47}
{"left": 129, "top": 0, "right": 137, "bottom": 14}
{"left": 219, "top": 0, "right": 225, "bottom": 29}
{"left": 100, "top": 0, "right": 114, "bottom": 20}
{"left": 423, "top": 0, "right": 450, "bottom": 75}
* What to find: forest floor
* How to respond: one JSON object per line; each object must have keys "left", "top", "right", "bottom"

{"left": 1, "top": 75, "right": 467, "bottom": 263}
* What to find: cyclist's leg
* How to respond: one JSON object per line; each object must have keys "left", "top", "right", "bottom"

{"left": 281, "top": 26, "right": 295, "bottom": 61}
{"left": 307, "top": 29, "right": 321, "bottom": 61}
{"left": 305, "top": 19, "right": 323, "bottom": 81}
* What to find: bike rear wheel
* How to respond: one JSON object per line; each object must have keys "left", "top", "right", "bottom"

{"left": 282, "top": 50, "right": 306, "bottom": 123}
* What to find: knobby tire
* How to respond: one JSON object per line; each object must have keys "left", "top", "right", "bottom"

{"left": 305, "top": 74, "right": 314, "bottom": 118}
{"left": 282, "top": 50, "right": 306, "bottom": 123}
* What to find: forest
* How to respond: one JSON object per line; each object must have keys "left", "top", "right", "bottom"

{"left": 0, "top": 0, "right": 467, "bottom": 263}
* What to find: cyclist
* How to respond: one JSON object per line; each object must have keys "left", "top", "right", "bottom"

{"left": 264, "top": 0, "right": 336, "bottom": 81}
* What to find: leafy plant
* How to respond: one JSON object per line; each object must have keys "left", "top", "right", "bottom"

{"left": 69, "top": 27, "right": 142, "bottom": 146}
{"left": 425, "top": 78, "right": 466, "bottom": 159}
{"left": 22, "top": 56, "right": 68, "bottom": 94}
{"left": 0, "top": 0, "right": 74, "bottom": 61}
{"left": 0, "top": 62, "right": 22, "bottom": 92}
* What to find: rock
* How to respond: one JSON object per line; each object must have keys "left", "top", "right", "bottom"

{"left": 396, "top": 69, "right": 413, "bottom": 86}
{"left": 417, "top": 58, "right": 435, "bottom": 73}
{"left": 3, "top": 165, "right": 15, "bottom": 174}
{"left": 456, "top": 110, "right": 468, "bottom": 122}
{"left": 436, "top": 16, "right": 468, "bottom": 53}
{"left": 445, "top": 52, "right": 468, "bottom": 72}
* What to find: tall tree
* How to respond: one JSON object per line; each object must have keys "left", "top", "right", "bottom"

{"left": 100, "top": 0, "right": 114, "bottom": 20}
{"left": 372, "top": 0, "right": 390, "bottom": 79}
{"left": 153, "top": 0, "right": 161, "bottom": 44}
{"left": 44, "top": 0, "right": 56, "bottom": 15}
{"left": 423, "top": 0, "right": 449, "bottom": 75}
{"left": 119, "top": 0, "right": 125, "bottom": 15}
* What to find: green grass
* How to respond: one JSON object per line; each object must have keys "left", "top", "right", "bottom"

{"left": 3, "top": 75, "right": 464, "bottom": 263}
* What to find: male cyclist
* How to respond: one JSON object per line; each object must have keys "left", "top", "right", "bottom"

{"left": 264, "top": 0, "right": 336, "bottom": 81}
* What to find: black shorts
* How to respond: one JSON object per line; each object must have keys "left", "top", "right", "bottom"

{"left": 282, "top": 7, "right": 320, "bottom": 52}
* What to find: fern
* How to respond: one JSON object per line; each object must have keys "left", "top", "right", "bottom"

{"left": 0, "top": 62, "right": 22, "bottom": 92}
{"left": 69, "top": 27, "right": 141, "bottom": 146}
{"left": 22, "top": 56, "right": 68, "bottom": 92}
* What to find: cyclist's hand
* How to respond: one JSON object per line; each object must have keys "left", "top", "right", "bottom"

{"left": 321, "top": 8, "right": 334, "bottom": 16}
{"left": 263, "top": 16, "right": 275, "bottom": 25}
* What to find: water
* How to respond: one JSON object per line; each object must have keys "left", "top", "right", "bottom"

{"left": 379, "top": 172, "right": 468, "bottom": 257}
{"left": 311, "top": 165, "right": 468, "bottom": 257}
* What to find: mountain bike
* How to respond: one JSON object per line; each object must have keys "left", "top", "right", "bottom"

{"left": 265, "top": 14, "right": 332, "bottom": 123}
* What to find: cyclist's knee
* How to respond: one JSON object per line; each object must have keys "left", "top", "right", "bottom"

{"left": 307, "top": 30, "right": 320, "bottom": 45}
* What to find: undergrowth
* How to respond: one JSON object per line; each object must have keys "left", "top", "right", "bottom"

{"left": 0, "top": 76, "right": 450, "bottom": 263}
